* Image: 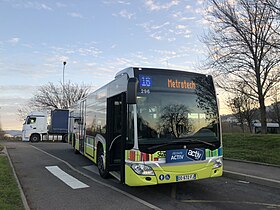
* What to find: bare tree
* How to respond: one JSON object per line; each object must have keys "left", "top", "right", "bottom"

{"left": 160, "top": 104, "right": 192, "bottom": 138}
{"left": 18, "top": 106, "right": 35, "bottom": 121}
{"left": 32, "top": 81, "right": 90, "bottom": 109}
{"left": 18, "top": 81, "right": 90, "bottom": 118}
{"left": 204, "top": 0, "right": 280, "bottom": 133}
{"left": 227, "top": 96, "right": 246, "bottom": 132}
{"left": 264, "top": 0, "right": 280, "bottom": 16}
{"left": 227, "top": 89, "right": 258, "bottom": 133}
{"left": 0, "top": 121, "right": 5, "bottom": 138}
{"left": 267, "top": 86, "right": 280, "bottom": 124}
{"left": 194, "top": 76, "right": 218, "bottom": 120}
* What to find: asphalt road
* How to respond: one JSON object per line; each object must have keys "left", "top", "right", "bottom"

{"left": 4, "top": 141, "right": 280, "bottom": 210}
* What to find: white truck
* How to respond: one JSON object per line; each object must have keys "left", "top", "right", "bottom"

{"left": 22, "top": 109, "right": 69, "bottom": 142}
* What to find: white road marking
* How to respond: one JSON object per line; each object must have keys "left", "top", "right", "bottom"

{"left": 46, "top": 166, "right": 89, "bottom": 189}
{"left": 224, "top": 170, "right": 280, "bottom": 184}
{"left": 180, "top": 200, "right": 280, "bottom": 208}
{"left": 238, "top": 180, "right": 250, "bottom": 184}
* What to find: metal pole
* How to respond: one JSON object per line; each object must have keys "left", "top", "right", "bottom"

{"left": 63, "top": 61, "right": 67, "bottom": 86}
{"left": 62, "top": 61, "right": 67, "bottom": 109}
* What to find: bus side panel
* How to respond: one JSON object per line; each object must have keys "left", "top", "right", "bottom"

{"left": 75, "top": 138, "right": 80, "bottom": 151}
{"left": 84, "top": 137, "right": 97, "bottom": 164}
{"left": 84, "top": 151, "right": 96, "bottom": 163}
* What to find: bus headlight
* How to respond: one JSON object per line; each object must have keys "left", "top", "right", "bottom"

{"left": 212, "top": 158, "right": 223, "bottom": 169}
{"left": 131, "top": 163, "right": 155, "bottom": 176}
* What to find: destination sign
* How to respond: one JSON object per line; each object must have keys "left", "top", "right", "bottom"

{"left": 167, "top": 79, "right": 196, "bottom": 90}
{"left": 137, "top": 71, "right": 199, "bottom": 94}
{"left": 139, "top": 75, "right": 152, "bottom": 87}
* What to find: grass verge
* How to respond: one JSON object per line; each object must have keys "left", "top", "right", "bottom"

{"left": 0, "top": 154, "right": 24, "bottom": 210}
{"left": 222, "top": 133, "right": 280, "bottom": 165}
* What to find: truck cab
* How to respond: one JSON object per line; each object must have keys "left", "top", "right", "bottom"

{"left": 22, "top": 112, "right": 48, "bottom": 142}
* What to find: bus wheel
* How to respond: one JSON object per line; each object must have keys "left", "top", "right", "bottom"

{"left": 30, "top": 134, "right": 40, "bottom": 142}
{"left": 74, "top": 148, "right": 79, "bottom": 154}
{"left": 97, "top": 146, "right": 109, "bottom": 178}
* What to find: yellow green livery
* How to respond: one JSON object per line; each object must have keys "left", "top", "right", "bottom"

{"left": 68, "top": 67, "right": 223, "bottom": 186}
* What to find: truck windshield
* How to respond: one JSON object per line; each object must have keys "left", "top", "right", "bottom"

{"left": 134, "top": 69, "right": 220, "bottom": 152}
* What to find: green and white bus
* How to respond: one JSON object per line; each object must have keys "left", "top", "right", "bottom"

{"left": 68, "top": 67, "right": 223, "bottom": 186}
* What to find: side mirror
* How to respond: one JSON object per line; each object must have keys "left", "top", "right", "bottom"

{"left": 127, "top": 77, "right": 139, "bottom": 104}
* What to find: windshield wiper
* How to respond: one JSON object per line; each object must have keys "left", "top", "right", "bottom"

{"left": 147, "top": 138, "right": 216, "bottom": 151}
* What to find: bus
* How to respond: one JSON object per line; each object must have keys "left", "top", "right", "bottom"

{"left": 68, "top": 67, "right": 223, "bottom": 186}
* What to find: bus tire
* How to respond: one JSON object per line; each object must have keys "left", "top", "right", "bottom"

{"left": 97, "top": 145, "right": 109, "bottom": 178}
{"left": 30, "top": 134, "right": 40, "bottom": 142}
{"left": 74, "top": 148, "right": 79, "bottom": 154}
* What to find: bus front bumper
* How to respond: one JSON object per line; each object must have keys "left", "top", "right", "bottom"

{"left": 125, "top": 159, "right": 223, "bottom": 186}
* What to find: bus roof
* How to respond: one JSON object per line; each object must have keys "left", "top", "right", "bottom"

{"left": 115, "top": 67, "right": 210, "bottom": 79}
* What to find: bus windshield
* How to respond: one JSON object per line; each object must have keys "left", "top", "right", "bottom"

{"left": 134, "top": 69, "right": 220, "bottom": 152}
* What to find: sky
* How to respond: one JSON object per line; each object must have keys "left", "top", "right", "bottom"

{"left": 0, "top": 0, "right": 229, "bottom": 130}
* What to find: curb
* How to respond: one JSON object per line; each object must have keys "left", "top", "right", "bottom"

{"left": 4, "top": 146, "right": 30, "bottom": 210}
{"left": 223, "top": 158, "right": 280, "bottom": 168}
{"left": 223, "top": 170, "right": 280, "bottom": 189}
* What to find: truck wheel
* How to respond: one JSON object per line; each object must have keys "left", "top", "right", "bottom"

{"left": 30, "top": 134, "right": 40, "bottom": 142}
{"left": 62, "top": 134, "right": 68, "bottom": 143}
{"left": 97, "top": 146, "right": 109, "bottom": 178}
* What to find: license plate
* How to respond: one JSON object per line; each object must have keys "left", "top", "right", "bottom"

{"left": 176, "top": 174, "right": 196, "bottom": 182}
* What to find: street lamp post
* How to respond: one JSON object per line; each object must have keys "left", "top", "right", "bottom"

{"left": 62, "top": 61, "right": 67, "bottom": 86}
{"left": 62, "top": 61, "right": 67, "bottom": 109}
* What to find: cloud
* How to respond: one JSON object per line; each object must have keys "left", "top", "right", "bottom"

{"left": 150, "top": 32, "right": 163, "bottom": 40}
{"left": 21, "top": 43, "right": 33, "bottom": 48}
{"left": 103, "top": 0, "right": 131, "bottom": 5}
{"left": 55, "top": 2, "right": 67, "bottom": 8}
{"left": 185, "top": 5, "right": 192, "bottom": 9}
{"left": 86, "top": 62, "right": 97, "bottom": 67}
{"left": 196, "top": 0, "right": 204, "bottom": 5}
{"left": 140, "top": 20, "right": 192, "bottom": 41}
{"left": 7, "top": 37, "right": 20, "bottom": 44}
{"left": 47, "top": 54, "right": 69, "bottom": 63}
{"left": 115, "top": 9, "right": 135, "bottom": 19}
{"left": 68, "top": 12, "right": 84, "bottom": 19}
{"left": 77, "top": 46, "right": 102, "bottom": 57}
{"left": 196, "top": 18, "right": 210, "bottom": 26}
{"left": 50, "top": 43, "right": 102, "bottom": 57}
{"left": 151, "top": 22, "right": 170, "bottom": 30}
{"left": 176, "top": 24, "right": 187, "bottom": 29}
{"left": 22, "top": 1, "right": 53, "bottom": 11}
{"left": 40, "top": 3, "right": 53, "bottom": 11}
{"left": 172, "top": 10, "right": 196, "bottom": 22}
{"left": 0, "top": 85, "right": 38, "bottom": 99}
{"left": 145, "top": 0, "right": 179, "bottom": 11}
{"left": 118, "top": 1, "right": 131, "bottom": 5}
{"left": 153, "top": 49, "right": 177, "bottom": 56}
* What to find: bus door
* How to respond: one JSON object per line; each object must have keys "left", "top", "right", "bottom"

{"left": 106, "top": 93, "right": 126, "bottom": 182}
{"left": 69, "top": 111, "right": 74, "bottom": 145}
{"left": 79, "top": 100, "right": 86, "bottom": 153}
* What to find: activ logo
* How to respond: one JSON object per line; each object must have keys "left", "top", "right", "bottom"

{"left": 166, "top": 148, "right": 205, "bottom": 163}
{"left": 170, "top": 151, "right": 185, "bottom": 160}
{"left": 186, "top": 149, "right": 205, "bottom": 161}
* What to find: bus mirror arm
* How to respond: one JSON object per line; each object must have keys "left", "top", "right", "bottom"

{"left": 127, "top": 77, "right": 139, "bottom": 104}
